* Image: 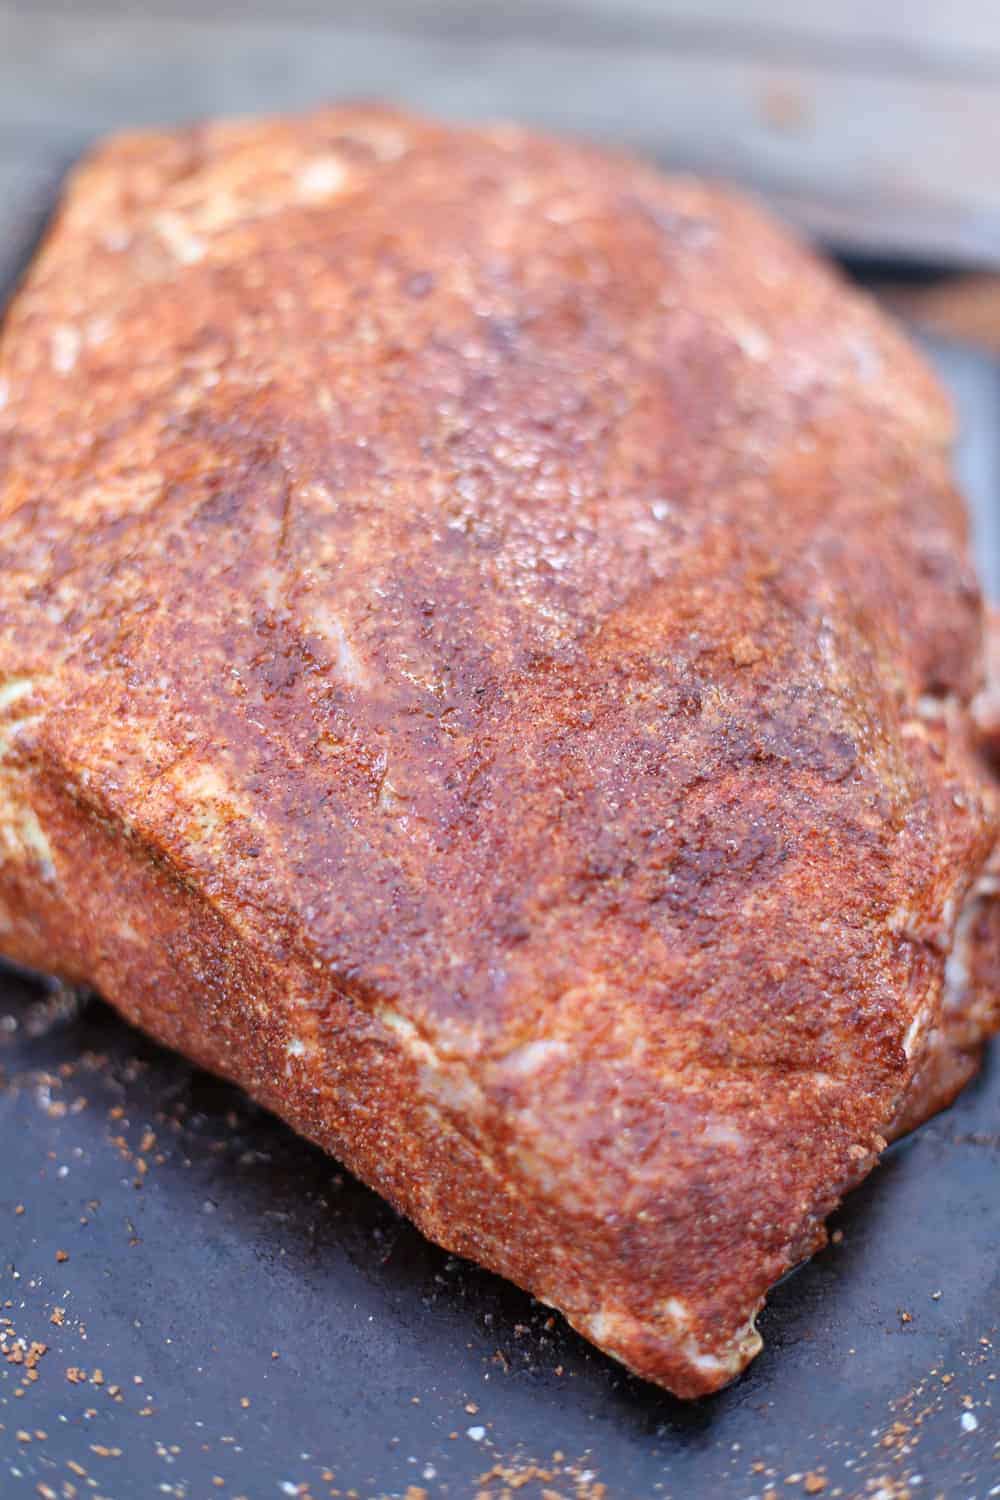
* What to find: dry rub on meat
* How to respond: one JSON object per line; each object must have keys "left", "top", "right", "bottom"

{"left": 0, "top": 107, "right": 997, "bottom": 1398}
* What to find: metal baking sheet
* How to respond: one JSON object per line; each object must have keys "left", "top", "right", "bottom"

{"left": 0, "top": 245, "right": 997, "bottom": 1496}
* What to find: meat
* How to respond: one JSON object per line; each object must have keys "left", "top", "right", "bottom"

{"left": 974, "top": 609, "right": 1000, "bottom": 770}
{"left": 0, "top": 106, "right": 996, "bottom": 1398}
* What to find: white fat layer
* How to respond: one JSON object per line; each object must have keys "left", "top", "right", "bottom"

{"left": 375, "top": 1002, "right": 430, "bottom": 1058}
{"left": 154, "top": 212, "right": 206, "bottom": 264}
{"left": 376, "top": 777, "right": 405, "bottom": 813}
{"left": 902, "top": 1003, "right": 932, "bottom": 1060}
{"left": 0, "top": 802, "right": 55, "bottom": 882}
{"left": 889, "top": 874, "right": 967, "bottom": 954}
{"left": 306, "top": 605, "right": 368, "bottom": 688}
{"left": 170, "top": 761, "right": 254, "bottom": 843}
{"left": 0, "top": 713, "right": 42, "bottom": 758}
{"left": 943, "top": 869, "right": 999, "bottom": 1013}
{"left": 915, "top": 692, "right": 956, "bottom": 721}
{"left": 375, "top": 1002, "right": 484, "bottom": 1116}
{"left": 184, "top": 763, "right": 233, "bottom": 800}
{"left": 0, "top": 678, "right": 35, "bottom": 713}
{"left": 50, "top": 325, "right": 81, "bottom": 374}
{"left": 585, "top": 1298, "right": 762, "bottom": 1380}
{"left": 284, "top": 1035, "right": 312, "bottom": 1075}
{"left": 497, "top": 1039, "right": 569, "bottom": 1077}
{"left": 700, "top": 1119, "right": 746, "bottom": 1149}
{"left": 297, "top": 156, "right": 350, "bottom": 201}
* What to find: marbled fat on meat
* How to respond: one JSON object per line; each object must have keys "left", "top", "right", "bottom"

{"left": 0, "top": 107, "right": 997, "bottom": 1397}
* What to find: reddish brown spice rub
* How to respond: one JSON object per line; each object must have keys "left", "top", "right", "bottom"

{"left": 0, "top": 107, "right": 996, "bottom": 1397}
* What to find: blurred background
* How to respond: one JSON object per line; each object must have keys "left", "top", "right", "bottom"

{"left": 4, "top": 0, "right": 996, "bottom": 583}
{"left": 4, "top": 0, "right": 1000, "bottom": 272}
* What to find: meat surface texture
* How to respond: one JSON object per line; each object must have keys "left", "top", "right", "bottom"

{"left": 0, "top": 106, "right": 997, "bottom": 1398}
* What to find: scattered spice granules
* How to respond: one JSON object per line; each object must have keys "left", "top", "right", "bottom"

{"left": 731, "top": 635, "right": 763, "bottom": 667}
{"left": 2, "top": 1335, "right": 48, "bottom": 1375}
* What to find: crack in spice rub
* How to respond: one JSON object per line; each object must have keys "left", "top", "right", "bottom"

{"left": 0, "top": 106, "right": 997, "bottom": 1398}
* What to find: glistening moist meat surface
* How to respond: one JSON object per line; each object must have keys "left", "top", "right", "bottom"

{"left": 0, "top": 106, "right": 997, "bottom": 1399}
